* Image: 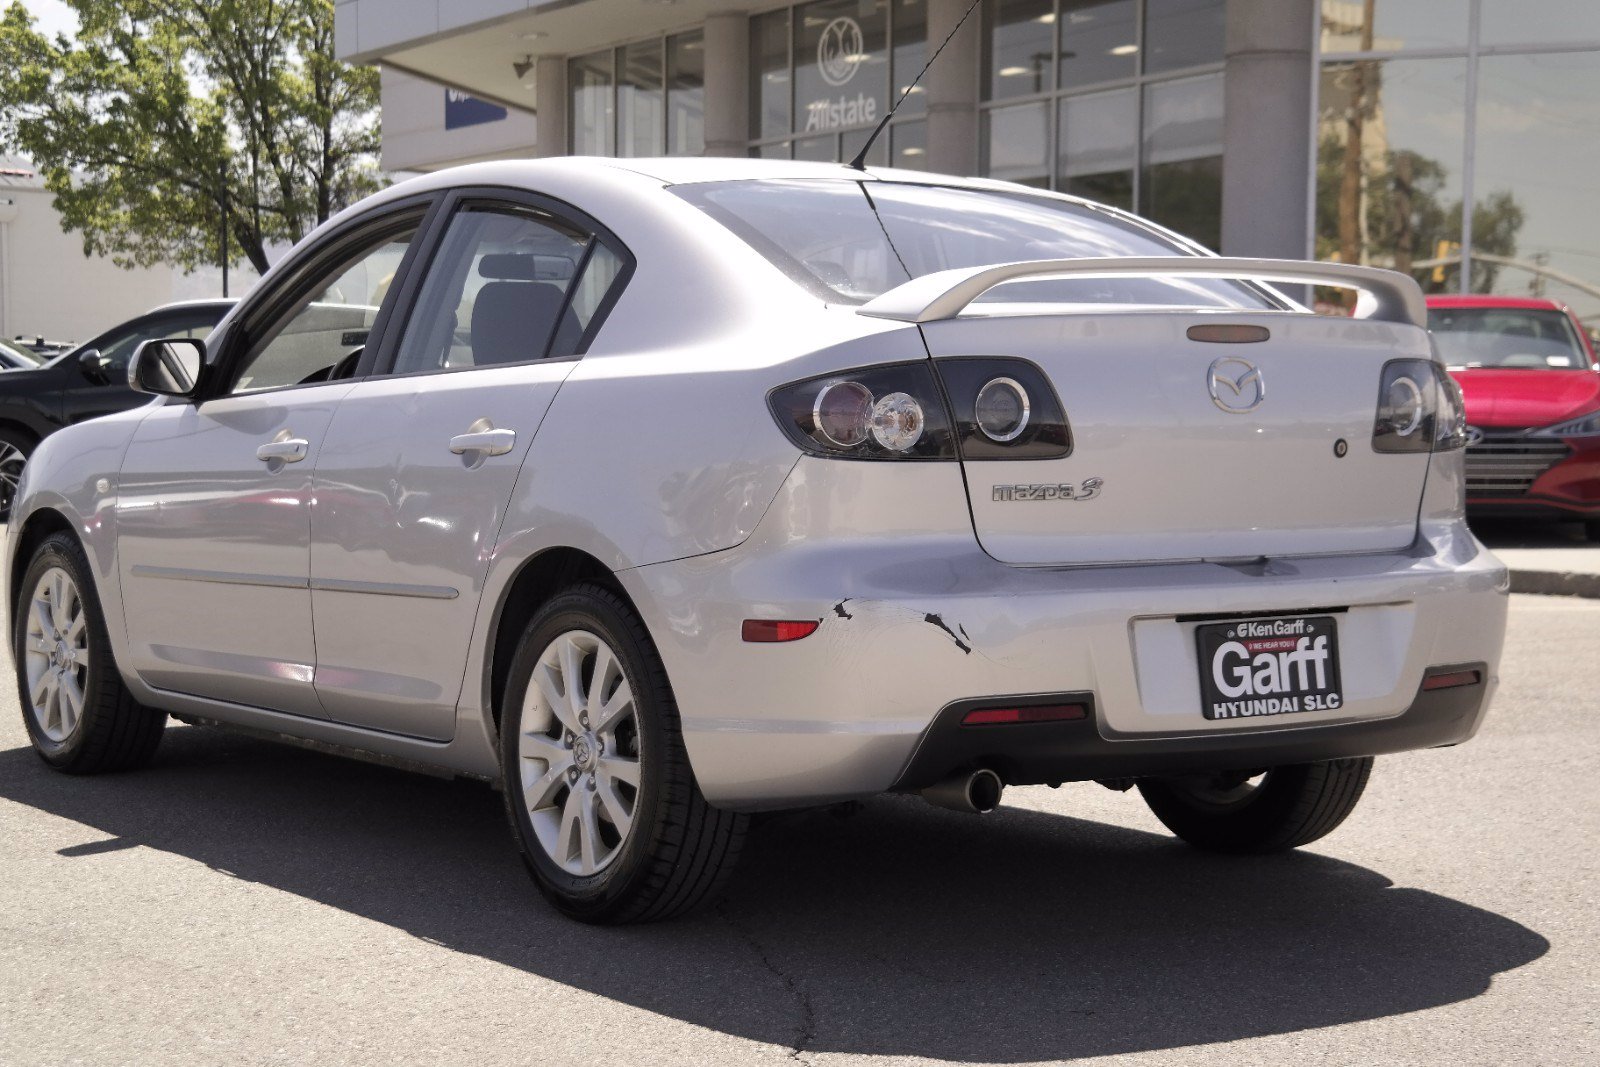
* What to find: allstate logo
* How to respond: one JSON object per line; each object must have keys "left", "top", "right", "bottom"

{"left": 817, "top": 17, "right": 864, "bottom": 87}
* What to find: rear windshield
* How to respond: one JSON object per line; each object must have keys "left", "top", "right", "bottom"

{"left": 1427, "top": 307, "right": 1592, "bottom": 370}
{"left": 673, "top": 179, "right": 1274, "bottom": 310}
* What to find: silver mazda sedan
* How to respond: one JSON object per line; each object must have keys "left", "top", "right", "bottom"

{"left": 6, "top": 158, "right": 1507, "bottom": 923}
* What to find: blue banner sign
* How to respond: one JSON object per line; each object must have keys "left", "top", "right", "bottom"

{"left": 445, "top": 90, "right": 508, "bottom": 130}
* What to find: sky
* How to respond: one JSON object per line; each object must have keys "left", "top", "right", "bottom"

{"left": 17, "top": 0, "right": 76, "bottom": 39}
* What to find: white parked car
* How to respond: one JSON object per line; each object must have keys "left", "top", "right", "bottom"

{"left": 5, "top": 159, "right": 1507, "bottom": 923}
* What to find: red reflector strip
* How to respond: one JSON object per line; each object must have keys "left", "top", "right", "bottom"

{"left": 741, "top": 619, "right": 819, "bottom": 643}
{"left": 1422, "top": 669, "right": 1482, "bottom": 692}
{"left": 961, "top": 703, "right": 1087, "bottom": 726}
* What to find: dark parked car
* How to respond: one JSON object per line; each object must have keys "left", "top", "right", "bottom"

{"left": 0, "top": 299, "right": 233, "bottom": 519}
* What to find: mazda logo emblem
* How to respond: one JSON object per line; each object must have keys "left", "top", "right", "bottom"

{"left": 1206, "top": 357, "right": 1266, "bottom": 414}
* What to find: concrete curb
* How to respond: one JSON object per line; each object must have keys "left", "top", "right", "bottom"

{"left": 1508, "top": 570, "right": 1600, "bottom": 599}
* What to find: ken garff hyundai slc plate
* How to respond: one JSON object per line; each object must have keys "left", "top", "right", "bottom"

{"left": 5, "top": 155, "right": 1507, "bottom": 924}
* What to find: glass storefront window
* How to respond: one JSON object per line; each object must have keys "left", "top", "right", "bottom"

{"left": 1472, "top": 52, "right": 1600, "bottom": 323}
{"left": 890, "top": 120, "right": 927, "bottom": 169}
{"left": 795, "top": 0, "right": 889, "bottom": 138}
{"left": 617, "top": 40, "right": 664, "bottom": 158}
{"left": 1143, "top": 0, "right": 1225, "bottom": 75}
{"left": 792, "top": 133, "right": 838, "bottom": 161}
{"left": 842, "top": 125, "right": 890, "bottom": 166}
{"left": 985, "top": 0, "right": 1055, "bottom": 101}
{"left": 892, "top": 0, "right": 927, "bottom": 117}
{"left": 569, "top": 51, "right": 615, "bottom": 155}
{"left": 752, "top": 10, "right": 791, "bottom": 140}
{"left": 1320, "top": 0, "right": 1470, "bottom": 53}
{"left": 1315, "top": 58, "right": 1467, "bottom": 292}
{"left": 1059, "top": 1, "right": 1138, "bottom": 89}
{"left": 1058, "top": 87, "right": 1137, "bottom": 209}
{"left": 667, "top": 32, "right": 705, "bottom": 155}
{"left": 982, "top": 100, "right": 1050, "bottom": 187}
{"left": 1141, "top": 72, "right": 1223, "bottom": 247}
{"left": 1480, "top": 1, "right": 1600, "bottom": 48}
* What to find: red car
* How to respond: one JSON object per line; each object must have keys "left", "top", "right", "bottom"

{"left": 1427, "top": 295, "right": 1600, "bottom": 539}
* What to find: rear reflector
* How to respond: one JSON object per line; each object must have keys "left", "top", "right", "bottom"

{"left": 961, "top": 703, "right": 1087, "bottom": 726}
{"left": 741, "top": 619, "right": 819, "bottom": 643}
{"left": 1422, "top": 668, "right": 1482, "bottom": 692}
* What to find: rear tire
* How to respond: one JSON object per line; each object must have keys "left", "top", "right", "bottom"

{"left": 499, "top": 582, "right": 747, "bottom": 923}
{"left": 13, "top": 532, "right": 166, "bottom": 773}
{"left": 1137, "top": 758, "right": 1373, "bottom": 854}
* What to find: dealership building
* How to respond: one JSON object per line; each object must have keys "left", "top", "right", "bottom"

{"left": 336, "top": 0, "right": 1600, "bottom": 322}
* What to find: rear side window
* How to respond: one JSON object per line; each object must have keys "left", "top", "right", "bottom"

{"left": 391, "top": 206, "right": 618, "bottom": 375}
{"left": 674, "top": 179, "right": 1273, "bottom": 310}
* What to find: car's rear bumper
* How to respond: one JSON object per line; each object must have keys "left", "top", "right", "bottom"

{"left": 891, "top": 666, "right": 1489, "bottom": 791}
{"left": 619, "top": 462, "right": 1509, "bottom": 811}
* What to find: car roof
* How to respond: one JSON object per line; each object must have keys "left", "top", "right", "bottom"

{"left": 1426, "top": 295, "right": 1570, "bottom": 312}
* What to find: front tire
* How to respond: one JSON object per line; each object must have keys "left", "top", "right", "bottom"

{"left": 1137, "top": 758, "right": 1373, "bottom": 854}
{"left": 13, "top": 532, "right": 166, "bottom": 773}
{"left": 499, "top": 583, "right": 747, "bottom": 923}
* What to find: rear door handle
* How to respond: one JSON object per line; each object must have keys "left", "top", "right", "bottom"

{"left": 256, "top": 438, "right": 309, "bottom": 463}
{"left": 449, "top": 427, "right": 516, "bottom": 456}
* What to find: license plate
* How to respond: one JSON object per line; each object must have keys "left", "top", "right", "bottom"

{"left": 1195, "top": 615, "right": 1343, "bottom": 721}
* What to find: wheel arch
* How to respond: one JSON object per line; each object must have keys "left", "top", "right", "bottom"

{"left": 8, "top": 507, "right": 77, "bottom": 622}
{"left": 486, "top": 546, "right": 637, "bottom": 729}
{"left": 0, "top": 418, "right": 42, "bottom": 450}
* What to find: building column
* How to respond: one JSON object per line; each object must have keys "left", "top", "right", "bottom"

{"left": 703, "top": 13, "right": 750, "bottom": 157}
{"left": 534, "top": 55, "right": 568, "bottom": 157}
{"left": 1221, "top": 0, "right": 1317, "bottom": 259}
{"left": 924, "top": 0, "right": 981, "bottom": 176}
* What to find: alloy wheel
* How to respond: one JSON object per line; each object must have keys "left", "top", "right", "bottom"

{"left": 516, "top": 629, "right": 642, "bottom": 876}
{"left": 23, "top": 566, "right": 91, "bottom": 743}
{"left": 0, "top": 441, "right": 26, "bottom": 519}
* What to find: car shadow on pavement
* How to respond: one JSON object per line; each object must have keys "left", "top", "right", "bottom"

{"left": 0, "top": 725, "right": 1549, "bottom": 1063}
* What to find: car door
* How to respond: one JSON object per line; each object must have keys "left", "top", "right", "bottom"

{"left": 115, "top": 205, "right": 431, "bottom": 717}
{"left": 309, "top": 190, "right": 631, "bottom": 740}
{"left": 62, "top": 306, "right": 226, "bottom": 425}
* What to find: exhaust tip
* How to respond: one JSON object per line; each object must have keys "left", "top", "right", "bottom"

{"left": 921, "top": 768, "right": 1005, "bottom": 814}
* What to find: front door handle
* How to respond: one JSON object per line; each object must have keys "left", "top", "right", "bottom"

{"left": 449, "top": 426, "right": 516, "bottom": 457}
{"left": 256, "top": 437, "right": 309, "bottom": 463}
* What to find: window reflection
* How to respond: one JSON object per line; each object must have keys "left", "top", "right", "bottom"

{"left": 1480, "top": 1, "right": 1600, "bottom": 47}
{"left": 986, "top": 0, "right": 1055, "bottom": 100}
{"left": 752, "top": 10, "right": 791, "bottom": 140}
{"left": 568, "top": 52, "right": 614, "bottom": 155}
{"left": 1142, "top": 73, "right": 1224, "bottom": 249}
{"left": 1319, "top": 0, "right": 1469, "bottom": 53}
{"left": 1058, "top": 1, "right": 1138, "bottom": 89}
{"left": 1473, "top": 52, "right": 1600, "bottom": 325}
{"left": 667, "top": 32, "right": 704, "bottom": 155}
{"left": 1058, "top": 87, "right": 1137, "bottom": 209}
{"left": 1315, "top": 59, "right": 1467, "bottom": 298}
{"left": 617, "top": 40, "right": 664, "bottom": 158}
{"left": 1143, "top": 0, "right": 1225, "bottom": 75}
{"left": 983, "top": 101, "right": 1050, "bottom": 187}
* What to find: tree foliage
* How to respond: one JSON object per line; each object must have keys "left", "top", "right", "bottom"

{"left": 0, "top": 0, "right": 380, "bottom": 275}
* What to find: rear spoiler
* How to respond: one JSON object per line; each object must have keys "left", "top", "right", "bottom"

{"left": 856, "top": 257, "right": 1428, "bottom": 329}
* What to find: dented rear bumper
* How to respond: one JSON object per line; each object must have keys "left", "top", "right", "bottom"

{"left": 619, "top": 460, "right": 1508, "bottom": 811}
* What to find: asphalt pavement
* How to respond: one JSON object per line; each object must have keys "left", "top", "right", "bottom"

{"left": 1, "top": 594, "right": 1596, "bottom": 1066}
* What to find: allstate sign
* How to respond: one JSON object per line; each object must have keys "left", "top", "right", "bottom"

{"left": 817, "top": 17, "right": 865, "bottom": 87}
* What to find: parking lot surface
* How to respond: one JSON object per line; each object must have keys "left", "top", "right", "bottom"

{"left": 1, "top": 594, "right": 1596, "bottom": 1066}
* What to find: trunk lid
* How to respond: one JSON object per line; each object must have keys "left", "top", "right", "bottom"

{"left": 923, "top": 311, "right": 1434, "bottom": 566}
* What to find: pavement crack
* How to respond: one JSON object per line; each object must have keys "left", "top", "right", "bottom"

{"left": 719, "top": 905, "right": 816, "bottom": 1063}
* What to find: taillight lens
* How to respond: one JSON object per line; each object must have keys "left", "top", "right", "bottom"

{"left": 934, "top": 357, "right": 1072, "bottom": 460}
{"left": 768, "top": 361, "right": 958, "bottom": 459}
{"left": 1373, "top": 359, "right": 1463, "bottom": 453}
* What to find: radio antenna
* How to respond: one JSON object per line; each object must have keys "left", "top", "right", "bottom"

{"left": 847, "top": 0, "right": 984, "bottom": 171}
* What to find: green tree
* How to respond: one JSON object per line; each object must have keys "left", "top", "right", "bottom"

{"left": 0, "top": 0, "right": 380, "bottom": 276}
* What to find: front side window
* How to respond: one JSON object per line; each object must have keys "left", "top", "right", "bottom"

{"left": 390, "top": 206, "right": 615, "bottom": 375}
{"left": 98, "top": 311, "right": 220, "bottom": 368}
{"left": 229, "top": 227, "right": 416, "bottom": 395}
{"left": 675, "top": 178, "right": 1272, "bottom": 309}
{"left": 1428, "top": 307, "right": 1591, "bottom": 370}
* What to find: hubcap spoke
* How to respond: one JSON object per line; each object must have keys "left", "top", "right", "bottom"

{"left": 595, "top": 774, "right": 633, "bottom": 838}
{"left": 598, "top": 754, "right": 640, "bottom": 788}
{"left": 57, "top": 673, "right": 84, "bottom": 736}
{"left": 595, "top": 679, "right": 634, "bottom": 734}
{"left": 23, "top": 567, "right": 90, "bottom": 744}
{"left": 557, "top": 638, "right": 587, "bottom": 726}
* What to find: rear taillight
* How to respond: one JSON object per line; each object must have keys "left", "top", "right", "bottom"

{"left": 768, "top": 362, "right": 958, "bottom": 460}
{"left": 961, "top": 703, "right": 1087, "bottom": 726}
{"left": 768, "top": 358, "right": 1069, "bottom": 461}
{"left": 1373, "top": 359, "right": 1465, "bottom": 454}
{"left": 934, "top": 358, "right": 1072, "bottom": 460}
